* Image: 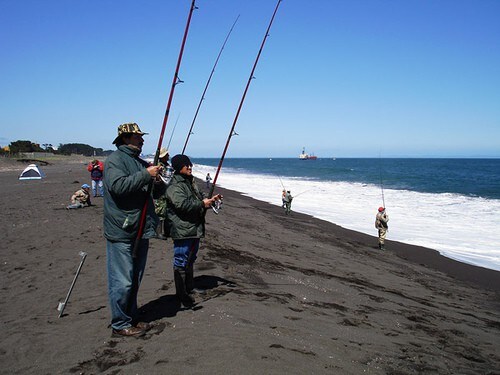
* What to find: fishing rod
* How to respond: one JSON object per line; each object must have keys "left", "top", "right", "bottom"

{"left": 278, "top": 175, "right": 285, "bottom": 190}
{"left": 182, "top": 15, "right": 240, "bottom": 155}
{"left": 379, "top": 151, "right": 386, "bottom": 209}
{"left": 166, "top": 112, "right": 181, "bottom": 151}
{"left": 133, "top": 0, "right": 197, "bottom": 256}
{"left": 293, "top": 189, "right": 311, "bottom": 198}
{"left": 209, "top": 0, "right": 282, "bottom": 200}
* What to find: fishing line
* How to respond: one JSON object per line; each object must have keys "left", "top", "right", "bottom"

{"left": 166, "top": 112, "right": 181, "bottom": 151}
{"left": 182, "top": 14, "right": 240, "bottom": 155}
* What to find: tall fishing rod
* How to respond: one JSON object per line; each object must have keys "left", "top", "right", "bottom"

{"left": 182, "top": 15, "right": 240, "bottom": 155}
{"left": 379, "top": 151, "right": 386, "bottom": 208}
{"left": 209, "top": 0, "right": 282, "bottom": 198}
{"left": 133, "top": 0, "right": 197, "bottom": 256}
{"left": 278, "top": 175, "right": 285, "bottom": 190}
{"left": 293, "top": 189, "right": 311, "bottom": 198}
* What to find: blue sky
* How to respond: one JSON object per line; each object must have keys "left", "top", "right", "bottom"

{"left": 1, "top": 0, "right": 499, "bottom": 158}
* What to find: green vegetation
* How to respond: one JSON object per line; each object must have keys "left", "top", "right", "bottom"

{"left": 0, "top": 140, "right": 112, "bottom": 157}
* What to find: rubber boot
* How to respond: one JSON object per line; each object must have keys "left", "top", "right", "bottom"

{"left": 185, "top": 266, "right": 194, "bottom": 294}
{"left": 174, "top": 268, "right": 194, "bottom": 307}
{"left": 156, "top": 220, "right": 167, "bottom": 240}
{"left": 380, "top": 243, "right": 385, "bottom": 250}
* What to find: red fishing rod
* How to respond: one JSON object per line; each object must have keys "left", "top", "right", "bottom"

{"left": 133, "top": 0, "right": 197, "bottom": 256}
{"left": 209, "top": 0, "right": 282, "bottom": 199}
{"left": 181, "top": 14, "right": 240, "bottom": 155}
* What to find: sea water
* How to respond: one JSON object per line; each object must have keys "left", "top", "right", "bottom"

{"left": 191, "top": 158, "right": 500, "bottom": 272}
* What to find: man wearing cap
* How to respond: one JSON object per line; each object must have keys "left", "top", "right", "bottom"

{"left": 375, "top": 207, "right": 389, "bottom": 250}
{"left": 166, "top": 154, "right": 222, "bottom": 307}
{"left": 154, "top": 147, "right": 173, "bottom": 239}
{"left": 66, "top": 184, "right": 92, "bottom": 209}
{"left": 103, "top": 122, "right": 165, "bottom": 337}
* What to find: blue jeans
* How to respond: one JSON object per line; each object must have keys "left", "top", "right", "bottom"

{"left": 106, "top": 239, "right": 148, "bottom": 330}
{"left": 92, "top": 179, "right": 104, "bottom": 197}
{"left": 173, "top": 238, "right": 199, "bottom": 269}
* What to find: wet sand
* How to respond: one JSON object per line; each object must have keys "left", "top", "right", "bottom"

{"left": 1, "top": 157, "right": 499, "bottom": 374}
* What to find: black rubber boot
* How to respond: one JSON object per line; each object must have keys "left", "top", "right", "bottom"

{"left": 185, "top": 266, "right": 194, "bottom": 294}
{"left": 174, "top": 268, "right": 194, "bottom": 307}
{"left": 156, "top": 220, "right": 167, "bottom": 240}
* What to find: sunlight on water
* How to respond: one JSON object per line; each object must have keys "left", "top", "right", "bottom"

{"left": 194, "top": 164, "right": 500, "bottom": 272}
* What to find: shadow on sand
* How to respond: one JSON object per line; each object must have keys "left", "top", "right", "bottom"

{"left": 138, "top": 275, "right": 235, "bottom": 323}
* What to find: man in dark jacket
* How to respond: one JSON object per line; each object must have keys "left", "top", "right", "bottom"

{"left": 103, "top": 122, "right": 164, "bottom": 337}
{"left": 166, "top": 154, "right": 222, "bottom": 307}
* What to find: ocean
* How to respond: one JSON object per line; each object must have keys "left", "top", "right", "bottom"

{"left": 190, "top": 158, "right": 500, "bottom": 272}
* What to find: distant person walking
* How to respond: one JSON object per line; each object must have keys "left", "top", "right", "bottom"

{"left": 167, "top": 154, "right": 222, "bottom": 307}
{"left": 205, "top": 173, "right": 212, "bottom": 189}
{"left": 87, "top": 159, "right": 104, "bottom": 197}
{"left": 281, "top": 189, "right": 286, "bottom": 208}
{"left": 375, "top": 207, "right": 389, "bottom": 250}
{"left": 283, "top": 190, "right": 293, "bottom": 215}
{"left": 66, "top": 184, "right": 92, "bottom": 209}
{"left": 103, "top": 122, "right": 165, "bottom": 337}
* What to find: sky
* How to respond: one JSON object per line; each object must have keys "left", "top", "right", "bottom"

{"left": 1, "top": 0, "right": 499, "bottom": 158}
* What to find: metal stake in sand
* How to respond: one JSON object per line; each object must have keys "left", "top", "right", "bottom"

{"left": 58, "top": 251, "right": 87, "bottom": 318}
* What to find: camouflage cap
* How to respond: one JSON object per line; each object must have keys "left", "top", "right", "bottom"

{"left": 113, "top": 122, "right": 148, "bottom": 144}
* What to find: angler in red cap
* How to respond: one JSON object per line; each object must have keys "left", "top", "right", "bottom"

{"left": 375, "top": 207, "right": 389, "bottom": 250}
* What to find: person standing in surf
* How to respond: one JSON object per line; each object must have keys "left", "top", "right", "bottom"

{"left": 375, "top": 207, "right": 389, "bottom": 250}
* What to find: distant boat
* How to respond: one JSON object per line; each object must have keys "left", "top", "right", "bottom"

{"left": 299, "top": 147, "right": 317, "bottom": 160}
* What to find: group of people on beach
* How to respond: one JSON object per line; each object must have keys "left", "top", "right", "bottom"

{"left": 279, "top": 188, "right": 389, "bottom": 250}
{"left": 67, "top": 121, "right": 389, "bottom": 337}
{"left": 101, "top": 122, "right": 222, "bottom": 337}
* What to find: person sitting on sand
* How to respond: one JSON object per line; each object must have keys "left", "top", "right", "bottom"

{"left": 166, "top": 154, "right": 222, "bottom": 307}
{"left": 375, "top": 206, "right": 389, "bottom": 250}
{"left": 66, "top": 184, "right": 92, "bottom": 209}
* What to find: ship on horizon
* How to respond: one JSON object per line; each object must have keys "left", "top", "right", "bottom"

{"left": 299, "top": 147, "right": 317, "bottom": 160}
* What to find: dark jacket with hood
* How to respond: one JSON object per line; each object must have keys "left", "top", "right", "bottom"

{"left": 166, "top": 173, "right": 206, "bottom": 240}
{"left": 103, "top": 145, "right": 165, "bottom": 241}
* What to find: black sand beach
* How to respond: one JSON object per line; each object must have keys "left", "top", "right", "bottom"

{"left": 1, "top": 157, "right": 499, "bottom": 374}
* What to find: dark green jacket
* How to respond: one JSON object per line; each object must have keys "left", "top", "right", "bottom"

{"left": 166, "top": 174, "right": 205, "bottom": 240}
{"left": 103, "top": 145, "right": 165, "bottom": 241}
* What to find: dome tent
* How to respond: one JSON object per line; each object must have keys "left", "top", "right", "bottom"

{"left": 19, "top": 164, "right": 46, "bottom": 180}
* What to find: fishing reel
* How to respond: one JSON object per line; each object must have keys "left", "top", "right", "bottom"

{"left": 158, "top": 166, "right": 174, "bottom": 186}
{"left": 211, "top": 199, "right": 223, "bottom": 214}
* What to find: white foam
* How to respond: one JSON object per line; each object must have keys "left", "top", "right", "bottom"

{"left": 194, "top": 164, "right": 500, "bottom": 272}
